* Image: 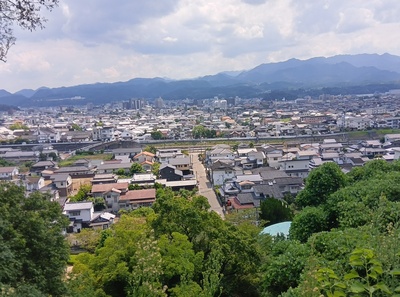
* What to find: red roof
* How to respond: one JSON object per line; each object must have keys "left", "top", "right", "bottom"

{"left": 119, "top": 189, "right": 156, "bottom": 201}
{"left": 228, "top": 198, "right": 254, "bottom": 210}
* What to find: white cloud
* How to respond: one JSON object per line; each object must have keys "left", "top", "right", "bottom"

{"left": 1, "top": 0, "right": 400, "bottom": 93}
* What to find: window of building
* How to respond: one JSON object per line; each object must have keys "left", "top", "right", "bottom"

{"left": 69, "top": 211, "right": 80, "bottom": 216}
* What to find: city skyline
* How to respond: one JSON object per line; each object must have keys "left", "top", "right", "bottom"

{"left": 1, "top": 0, "right": 400, "bottom": 93}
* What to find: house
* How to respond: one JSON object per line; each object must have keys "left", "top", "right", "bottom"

{"left": 112, "top": 147, "right": 142, "bottom": 158}
{"left": 30, "top": 160, "right": 58, "bottom": 175}
{"left": 92, "top": 126, "right": 115, "bottom": 141}
{"left": 132, "top": 151, "right": 155, "bottom": 172}
{"left": 119, "top": 188, "right": 156, "bottom": 210}
{"left": 2, "top": 151, "right": 38, "bottom": 163}
{"left": 210, "top": 160, "right": 237, "bottom": 186}
{"left": 279, "top": 158, "right": 310, "bottom": 178}
{"left": 91, "top": 182, "right": 129, "bottom": 212}
{"left": 0, "top": 166, "right": 19, "bottom": 180}
{"left": 90, "top": 212, "right": 116, "bottom": 230}
{"left": 60, "top": 131, "right": 92, "bottom": 142}
{"left": 34, "top": 127, "right": 61, "bottom": 143}
{"left": 25, "top": 176, "right": 45, "bottom": 191}
{"left": 132, "top": 151, "right": 155, "bottom": 163}
{"left": 73, "top": 159, "right": 92, "bottom": 168}
{"left": 228, "top": 193, "right": 257, "bottom": 210}
{"left": 266, "top": 150, "right": 283, "bottom": 168}
{"left": 96, "top": 163, "right": 132, "bottom": 174}
{"left": 131, "top": 173, "right": 157, "bottom": 187}
{"left": 63, "top": 201, "right": 115, "bottom": 233}
{"left": 168, "top": 157, "right": 191, "bottom": 174}
{"left": 51, "top": 174, "right": 73, "bottom": 197}
{"left": 54, "top": 166, "right": 94, "bottom": 177}
{"left": 159, "top": 164, "right": 183, "bottom": 181}
{"left": 319, "top": 142, "right": 343, "bottom": 153}
{"left": 156, "top": 179, "right": 197, "bottom": 191}
{"left": 156, "top": 148, "right": 184, "bottom": 162}
{"left": 206, "top": 147, "right": 235, "bottom": 164}
{"left": 237, "top": 148, "right": 258, "bottom": 157}
{"left": 253, "top": 167, "right": 303, "bottom": 196}
{"left": 91, "top": 174, "right": 118, "bottom": 184}
{"left": 63, "top": 201, "right": 94, "bottom": 233}
{"left": 239, "top": 151, "right": 265, "bottom": 169}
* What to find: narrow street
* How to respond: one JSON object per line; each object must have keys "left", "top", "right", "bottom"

{"left": 191, "top": 153, "right": 225, "bottom": 218}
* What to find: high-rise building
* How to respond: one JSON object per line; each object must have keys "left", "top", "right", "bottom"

{"left": 130, "top": 99, "right": 142, "bottom": 110}
{"left": 154, "top": 97, "right": 164, "bottom": 109}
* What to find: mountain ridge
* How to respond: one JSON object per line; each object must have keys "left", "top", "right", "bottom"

{"left": 3, "top": 53, "right": 400, "bottom": 106}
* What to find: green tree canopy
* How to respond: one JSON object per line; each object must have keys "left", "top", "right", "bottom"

{"left": 296, "top": 162, "right": 347, "bottom": 208}
{"left": 130, "top": 162, "right": 145, "bottom": 175}
{"left": 144, "top": 145, "right": 157, "bottom": 154}
{"left": 151, "top": 130, "right": 163, "bottom": 140}
{"left": 289, "top": 206, "right": 328, "bottom": 243}
{"left": 0, "top": 183, "right": 69, "bottom": 296}
{"left": 260, "top": 198, "right": 293, "bottom": 226}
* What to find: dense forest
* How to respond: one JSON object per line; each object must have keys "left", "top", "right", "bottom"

{"left": 2, "top": 159, "right": 400, "bottom": 296}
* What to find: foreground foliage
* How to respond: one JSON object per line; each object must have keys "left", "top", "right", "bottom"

{"left": 0, "top": 183, "right": 69, "bottom": 296}
{"left": 69, "top": 189, "right": 260, "bottom": 297}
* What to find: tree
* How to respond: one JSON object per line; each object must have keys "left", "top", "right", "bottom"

{"left": 144, "top": 145, "right": 157, "bottom": 154}
{"left": 296, "top": 162, "right": 347, "bottom": 208}
{"left": 71, "top": 123, "right": 83, "bottom": 131}
{"left": 261, "top": 239, "right": 310, "bottom": 296}
{"left": 151, "top": 130, "right": 163, "bottom": 140}
{"left": 8, "top": 122, "right": 29, "bottom": 130}
{"left": 130, "top": 162, "right": 145, "bottom": 174}
{"left": 192, "top": 125, "right": 207, "bottom": 139}
{"left": 70, "top": 184, "right": 92, "bottom": 202}
{"left": 152, "top": 162, "right": 160, "bottom": 177}
{"left": 115, "top": 168, "right": 126, "bottom": 176}
{"left": 260, "top": 198, "right": 293, "bottom": 226}
{"left": 289, "top": 206, "right": 328, "bottom": 243}
{"left": 0, "top": 157, "right": 14, "bottom": 167}
{"left": 0, "top": 183, "right": 69, "bottom": 295}
{"left": 0, "top": 0, "right": 59, "bottom": 62}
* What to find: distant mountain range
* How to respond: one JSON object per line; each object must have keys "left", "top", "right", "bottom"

{"left": 2, "top": 53, "right": 400, "bottom": 107}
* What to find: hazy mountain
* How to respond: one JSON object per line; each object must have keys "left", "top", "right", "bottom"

{"left": 0, "top": 94, "right": 30, "bottom": 106}
{"left": 321, "top": 53, "right": 400, "bottom": 73}
{"left": 14, "top": 89, "right": 36, "bottom": 98}
{"left": 4, "top": 53, "right": 400, "bottom": 106}
{"left": 0, "top": 89, "right": 11, "bottom": 98}
{"left": 237, "top": 57, "right": 400, "bottom": 84}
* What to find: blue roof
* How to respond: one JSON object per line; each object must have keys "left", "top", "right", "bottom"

{"left": 260, "top": 221, "right": 292, "bottom": 237}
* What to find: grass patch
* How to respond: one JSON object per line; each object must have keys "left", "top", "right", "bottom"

{"left": 59, "top": 153, "right": 113, "bottom": 167}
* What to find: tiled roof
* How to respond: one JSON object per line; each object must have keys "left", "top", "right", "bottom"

{"left": 119, "top": 189, "right": 156, "bottom": 201}
{"left": 91, "top": 182, "right": 129, "bottom": 193}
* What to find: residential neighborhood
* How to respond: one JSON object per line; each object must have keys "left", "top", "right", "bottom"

{"left": 2, "top": 91, "right": 400, "bottom": 233}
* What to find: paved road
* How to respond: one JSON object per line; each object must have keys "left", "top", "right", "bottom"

{"left": 191, "top": 153, "right": 225, "bottom": 218}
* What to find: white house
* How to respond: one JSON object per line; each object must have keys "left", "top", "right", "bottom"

{"left": 63, "top": 201, "right": 94, "bottom": 233}
{"left": 63, "top": 201, "right": 115, "bottom": 232}
{"left": 0, "top": 166, "right": 19, "bottom": 180}
{"left": 210, "top": 160, "right": 237, "bottom": 186}
{"left": 266, "top": 150, "right": 283, "bottom": 168}
{"left": 279, "top": 158, "right": 310, "bottom": 179}
{"left": 25, "top": 176, "right": 45, "bottom": 191}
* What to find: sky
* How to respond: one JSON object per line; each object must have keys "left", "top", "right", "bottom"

{"left": 1, "top": 0, "right": 400, "bottom": 93}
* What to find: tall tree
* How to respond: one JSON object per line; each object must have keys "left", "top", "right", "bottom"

{"left": 260, "top": 198, "right": 293, "bottom": 226}
{"left": 296, "top": 162, "right": 347, "bottom": 208}
{"left": 0, "top": 183, "right": 69, "bottom": 296}
{"left": 0, "top": 0, "right": 59, "bottom": 61}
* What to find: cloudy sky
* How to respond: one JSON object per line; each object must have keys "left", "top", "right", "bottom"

{"left": 1, "top": 0, "right": 400, "bottom": 93}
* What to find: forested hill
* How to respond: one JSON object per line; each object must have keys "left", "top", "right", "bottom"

{"left": 2, "top": 53, "right": 400, "bottom": 106}
{"left": 2, "top": 160, "right": 400, "bottom": 296}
